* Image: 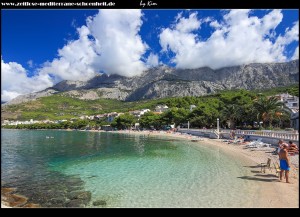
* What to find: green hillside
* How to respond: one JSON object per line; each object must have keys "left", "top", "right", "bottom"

{"left": 1, "top": 84, "right": 298, "bottom": 121}
{"left": 2, "top": 94, "right": 175, "bottom": 121}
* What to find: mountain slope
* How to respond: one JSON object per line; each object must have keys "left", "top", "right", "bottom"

{"left": 5, "top": 59, "right": 299, "bottom": 105}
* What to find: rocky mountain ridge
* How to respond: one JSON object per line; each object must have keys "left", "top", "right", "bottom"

{"left": 5, "top": 59, "right": 299, "bottom": 105}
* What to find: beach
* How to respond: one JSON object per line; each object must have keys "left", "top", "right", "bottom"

{"left": 2, "top": 129, "right": 298, "bottom": 208}
{"left": 106, "top": 130, "right": 299, "bottom": 208}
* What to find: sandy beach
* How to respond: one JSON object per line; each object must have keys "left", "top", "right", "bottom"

{"left": 2, "top": 129, "right": 298, "bottom": 208}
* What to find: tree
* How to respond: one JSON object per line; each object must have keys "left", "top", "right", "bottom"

{"left": 160, "top": 107, "right": 190, "bottom": 127}
{"left": 253, "top": 95, "right": 288, "bottom": 128}
{"left": 221, "top": 104, "right": 243, "bottom": 129}
{"left": 111, "top": 113, "right": 135, "bottom": 130}
{"left": 70, "top": 119, "right": 88, "bottom": 129}
{"left": 139, "top": 112, "right": 162, "bottom": 129}
{"left": 189, "top": 99, "right": 220, "bottom": 128}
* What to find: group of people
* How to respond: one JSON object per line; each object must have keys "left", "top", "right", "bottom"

{"left": 277, "top": 140, "right": 299, "bottom": 155}
{"left": 277, "top": 140, "right": 299, "bottom": 184}
{"left": 227, "top": 132, "right": 250, "bottom": 144}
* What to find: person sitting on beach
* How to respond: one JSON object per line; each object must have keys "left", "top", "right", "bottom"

{"left": 232, "top": 135, "right": 245, "bottom": 144}
{"left": 278, "top": 144, "right": 291, "bottom": 183}
{"left": 288, "top": 141, "right": 299, "bottom": 155}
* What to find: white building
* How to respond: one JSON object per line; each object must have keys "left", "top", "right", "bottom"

{"left": 275, "top": 93, "right": 299, "bottom": 109}
{"left": 129, "top": 109, "right": 151, "bottom": 119}
{"left": 140, "top": 109, "right": 151, "bottom": 115}
{"left": 274, "top": 93, "right": 299, "bottom": 130}
{"left": 2, "top": 119, "right": 41, "bottom": 126}
{"left": 155, "top": 105, "right": 169, "bottom": 113}
{"left": 291, "top": 111, "right": 299, "bottom": 130}
{"left": 190, "top": 105, "right": 196, "bottom": 112}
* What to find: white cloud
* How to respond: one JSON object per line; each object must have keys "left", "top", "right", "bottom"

{"left": 2, "top": 9, "right": 150, "bottom": 102}
{"left": 27, "top": 60, "right": 33, "bottom": 68}
{"left": 292, "top": 46, "right": 299, "bottom": 60}
{"left": 210, "top": 20, "right": 221, "bottom": 29}
{"left": 1, "top": 58, "right": 53, "bottom": 102}
{"left": 39, "top": 25, "right": 98, "bottom": 81}
{"left": 146, "top": 53, "right": 160, "bottom": 67}
{"left": 159, "top": 9, "right": 299, "bottom": 69}
{"left": 1, "top": 90, "right": 20, "bottom": 102}
{"left": 2, "top": 9, "right": 149, "bottom": 101}
{"left": 175, "top": 12, "right": 201, "bottom": 33}
{"left": 272, "top": 21, "right": 299, "bottom": 60}
{"left": 39, "top": 9, "right": 148, "bottom": 81}
{"left": 87, "top": 9, "right": 148, "bottom": 77}
{"left": 2, "top": 9, "right": 298, "bottom": 102}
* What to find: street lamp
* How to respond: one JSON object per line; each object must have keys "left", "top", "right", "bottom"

{"left": 217, "top": 118, "right": 220, "bottom": 139}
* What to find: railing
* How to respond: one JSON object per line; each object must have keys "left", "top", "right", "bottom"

{"left": 179, "top": 128, "right": 299, "bottom": 141}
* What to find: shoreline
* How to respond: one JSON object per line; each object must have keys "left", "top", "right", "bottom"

{"left": 106, "top": 129, "right": 299, "bottom": 208}
{"left": 2, "top": 129, "right": 298, "bottom": 208}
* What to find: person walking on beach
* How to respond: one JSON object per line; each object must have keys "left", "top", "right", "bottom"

{"left": 278, "top": 144, "right": 291, "bottom": 183}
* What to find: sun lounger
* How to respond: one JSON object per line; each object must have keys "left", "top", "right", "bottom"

{"left": 246, "top": 138, "right": 271, "bottom": 149}
{"left": 245, "top": 140, "right": 259, "bottom": 147}
{"left": 246, "top": 142, "right": 264, "bottom": 148}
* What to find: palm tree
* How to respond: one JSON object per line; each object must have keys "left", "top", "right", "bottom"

{"left": 221, "top": 104, "right": 243, "bottom": 129}
{"left": 253, "top": 95, "right": 288, "bottom": 128}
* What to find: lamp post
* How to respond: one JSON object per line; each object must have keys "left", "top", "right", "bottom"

{"left": 217, "top": 118, "right": 220, "bottom": 139}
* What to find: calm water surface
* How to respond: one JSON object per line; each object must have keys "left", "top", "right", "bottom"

{"left": 1, "top": 129, "right": 260, "bottom": 207}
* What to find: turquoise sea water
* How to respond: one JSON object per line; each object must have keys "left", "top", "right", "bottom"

{"left": 1, "top": 129, "right": 260, "bottom": 207}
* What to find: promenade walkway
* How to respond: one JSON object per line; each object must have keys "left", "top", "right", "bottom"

{"left": 178, "top": 128, "right": 299, "bottom": 144}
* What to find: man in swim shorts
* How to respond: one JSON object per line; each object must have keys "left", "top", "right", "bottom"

{"left": 278, "top": 144, "right": 291, "bottom": 183}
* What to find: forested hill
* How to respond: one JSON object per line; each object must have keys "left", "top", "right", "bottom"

{"left": 1, "top": 84, "right": 298, "bottom": 122}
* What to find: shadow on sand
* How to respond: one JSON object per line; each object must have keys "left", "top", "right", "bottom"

{"left": 237, "top": 175, "right": 278, "bottom": 182}
{"left": 254, "top": 173, "right": 278, "bottom": 178}
{"left": 250, "top": 170, "right": 261, "bottom": 173}
{"left": 243, "top": 165, "right": 261, "bottom": 169}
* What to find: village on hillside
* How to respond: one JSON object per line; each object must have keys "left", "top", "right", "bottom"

{"left": 2, "top": 93, "right": 299, "bottom": 131}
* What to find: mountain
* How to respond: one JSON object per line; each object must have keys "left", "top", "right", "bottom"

{"left": 5, "top": 59, "right": 299, "bottom": 105}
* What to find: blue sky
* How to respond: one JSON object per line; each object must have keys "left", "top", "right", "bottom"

{"left": 1, "top": 9, "right": 299, "bottom": 101}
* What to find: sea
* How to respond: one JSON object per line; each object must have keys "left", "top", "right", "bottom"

{"left": 1, "top": 129, "right": 261, "bottom": 207}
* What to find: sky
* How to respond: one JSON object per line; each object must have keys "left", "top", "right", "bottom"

{"left": 1, "top": 9, "right": 299, "bottom": 102}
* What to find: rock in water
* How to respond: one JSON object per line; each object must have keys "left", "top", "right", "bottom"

{"left": 6, "top": 194, "right": 28, "bottom": 207}
{"left": 93, "top": 200, "right": 107, "bottom": 206}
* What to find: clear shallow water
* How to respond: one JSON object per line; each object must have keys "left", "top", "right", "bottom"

{"left": 1, "top": 129, "right": 259, "bottom": 207}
